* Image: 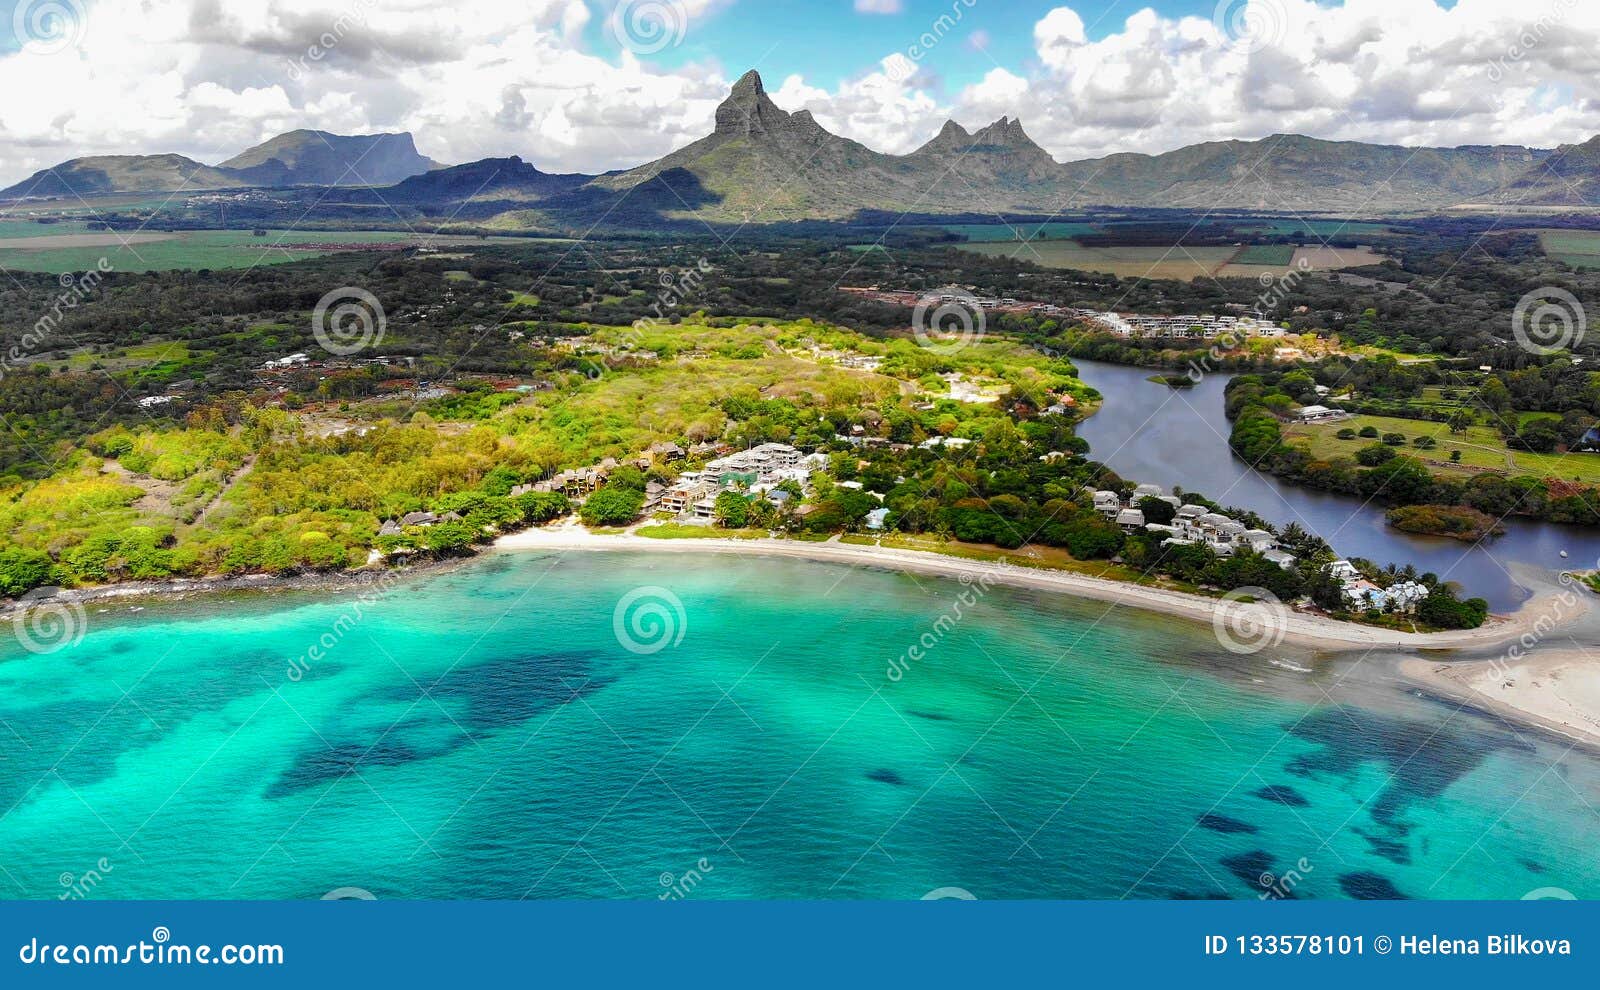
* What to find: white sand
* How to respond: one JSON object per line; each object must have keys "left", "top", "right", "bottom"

{"left": 494, "top": 524, "right": 1579, "bottom": 653}
{"left": 1402, "top": 652, "right": 1600, "bottom": 748}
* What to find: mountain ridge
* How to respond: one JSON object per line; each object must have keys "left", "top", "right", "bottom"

{"left": 3, "top": 70, "right": 1595, "bottom": 220}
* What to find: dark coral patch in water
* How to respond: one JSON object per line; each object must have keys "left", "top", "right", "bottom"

{"left": 1251, "top": 784, "right": 1309, "bottom": 808}
{"left": 1339, "top": 872, "right": 1409, "bottom": 900}
{"left": 1197, "top": 813, "right": 1258, "bottom": 835}
{"left": 866, "top": 768, "right": 905, "bottom": 786}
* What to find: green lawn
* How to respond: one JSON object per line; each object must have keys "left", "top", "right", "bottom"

{"left": 1283, "top": 412, "right": 1600, "bottom": 483}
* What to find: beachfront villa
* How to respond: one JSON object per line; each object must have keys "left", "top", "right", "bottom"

{"left": 1328, "top": 560, "right": 1428, "bottom": 613}
{"left": 1091, "top": 486, "right": 1297, "bottom": 567}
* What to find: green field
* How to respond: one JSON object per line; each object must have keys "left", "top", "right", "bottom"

{"left": 932, "top": 221, "right": 1100, "bottom": 242}
{"left": 958, "top": 241, "right": 1240, "bottom": 280}
{"left": 1235, "top": 219, "right": 1396, "bottom": 237}
{"left": 1283, "top": 412, "right": 1600, "bottom": 484}
{"left": 0, "top": 229, "right": 532, "bottom": 274}
{"left": 1229, "top": 244, "right": 1297, "bottom": 265}
{"left": 1538, "top": 229, "right": 1600, "bottom": 269}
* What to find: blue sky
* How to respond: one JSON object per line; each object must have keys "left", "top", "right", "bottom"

{"left": 588, "top": 0, "right": 1217, "bottom": 91}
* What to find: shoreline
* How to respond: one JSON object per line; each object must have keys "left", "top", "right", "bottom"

{"left": 1399, "top": 652, "right": 1600, "bottom": 750}
{"left": 492, "top": 525, "right": 1584, "bottom": 653}
{"left": 0, "top": 556, "right": 469, "bottom": 621}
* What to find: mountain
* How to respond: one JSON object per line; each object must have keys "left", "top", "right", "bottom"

{"left": 4, "top": 71, "right": 1595, "bottom": 219}
{"left": 221, "top": 130, "right": 439, "bottom": 187}
{"left": 0, "top": 154, "right": 247, "bottom": 199}
{"left": 589, "top": 70, "right": 935, "bottom": 221}
{"left": 384, "top": 156, "right": 591, "bottom": 208}
{"left": 1066, "top": 135, "right": 1552, "bottom": 212}
{"left": 584, "top": 71, "right": 1566, "bottom": 220}
{"left": 1480, "top": 135, "right": 1600, "bottom": 206}
{"left": 0, "top": 131, "right": 440, "bottom": 200}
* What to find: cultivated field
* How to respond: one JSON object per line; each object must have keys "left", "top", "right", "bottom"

{"left": 960, "top": 239, "right": 1387, "bottom": 282}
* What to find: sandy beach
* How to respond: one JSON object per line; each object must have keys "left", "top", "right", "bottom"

{"left": 493, "top": 524, "right": 1586, "bottom": 653}
{"left": 1401, "top": 651, "right": 1600, "bottom": 749}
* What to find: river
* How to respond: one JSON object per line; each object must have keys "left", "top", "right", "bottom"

{"left": 1071, "top": 359, "right": 1600, "bottom": 611}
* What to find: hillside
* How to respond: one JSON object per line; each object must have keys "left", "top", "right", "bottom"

{"left": 221, "top": 130, "right": 438, "bottom": 187}
{"left": 1481, "top": 135, "right": 1600, "bottom": 206}
{"left": 0, "top": 131, "right": 439, "bottom": 200}
{"left": 0, "top": 154, "right": 247, "bottom": 199}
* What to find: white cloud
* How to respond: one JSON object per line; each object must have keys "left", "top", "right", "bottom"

{"left": 1, "top": 0, "right": 1599, "bottom": 188}
{"left": 854, "top": 0, "right": 905, "bottom": 13}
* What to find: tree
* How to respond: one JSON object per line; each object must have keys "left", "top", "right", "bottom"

{"left": 424, "top": 521, "right": 476, "bottom": 555}
{"left": 0, "top": 547, "right": 56, "bottom": 597}
{"left": 1137, "top": 496, "right": 1176, "bottom": 525}
{"left": 580, "top": 486, "right": 646, "bottom": 526}
{"left": 714, "top": 491, "right": 750, "bottom": 528}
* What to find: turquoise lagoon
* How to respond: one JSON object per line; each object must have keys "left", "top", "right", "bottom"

{"left": 1, "top": 549, "right": 1596, "bottom": 900}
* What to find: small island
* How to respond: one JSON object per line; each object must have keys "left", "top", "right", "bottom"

{"left": 1385, "top": 505, "right": 1506, "bottom": 542}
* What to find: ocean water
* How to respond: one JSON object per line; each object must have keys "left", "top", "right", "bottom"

{"left": 1, "top": 549, "right": 1596, "bottom": 901}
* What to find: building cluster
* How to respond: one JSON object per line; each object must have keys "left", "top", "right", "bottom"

{"left": 1092, "top": 485, "right": 1296, "bottom": 569}
{"left": 652, "top": 443, "right": 822, "bottom": 521}
{"left": 1087, "top": 312, "right": 1282, "bottom": 340}
{"left": 838, "top": 286, "right": 1285, "bottom": 343}
{"left": 1327, "top": 561, "right": 1429, "bottom": 613}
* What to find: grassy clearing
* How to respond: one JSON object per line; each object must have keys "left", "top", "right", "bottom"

{"left": 932, "top": 222, "right": 1099, "bottom": 242}
{"left": 1539, "top": 229, "right": 1600, "bottom": 269}
{"left": 1230, "top": 244, "right": 1296, "bottom": 265}
{"left": 1283, "top": 412, "right": 1600, "bottom": 484}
